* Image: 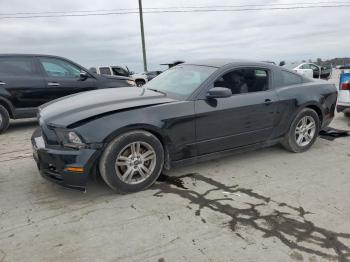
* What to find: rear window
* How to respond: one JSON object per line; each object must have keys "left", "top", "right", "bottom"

{"left": 99, "top": 67, "right": 111, "bottom": 75}
{"left": 0, "top": 57, "right": 37, "bottom": 76}
{"left": 282, "top": 70, "right": 302, "bottom": 86}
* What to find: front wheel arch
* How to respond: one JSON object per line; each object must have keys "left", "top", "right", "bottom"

{"left": 102, "top": 125, "right": 171, "bottom": 169}
{"left": 99, "top": 129, "right": 165, "bottom": 193}
{"left": 135, "top": 79, "right": 146, "bottom": 86}
{"left": 0, "top": 98, "right": 14, "bottom": 118}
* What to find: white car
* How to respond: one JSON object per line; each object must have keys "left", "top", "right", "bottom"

{"left": 292, "top": 63, "right": 320, "bottom": 78}
{"left": 91, "top": 66, "right": 148, "bottom": 86}
{"left": 337, "top": 67, "right": 350, "bottom": 117}
{"left": 282, "top": 62, "right": 332, "bottom": 80}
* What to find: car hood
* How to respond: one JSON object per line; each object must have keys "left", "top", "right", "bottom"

{"left": 39, "top": 87, "right": 176, "bottom": 127}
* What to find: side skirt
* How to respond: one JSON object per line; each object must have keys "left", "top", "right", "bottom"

{"left": 170, "top": 138, "right": 282, "bottom": 169}
{"left": 13, "top": 107, "right": 38, "bottom": 119}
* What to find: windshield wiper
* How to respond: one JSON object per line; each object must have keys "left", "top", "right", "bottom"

{"left": 147, "top": 88, "right": 167, "bottom": 95}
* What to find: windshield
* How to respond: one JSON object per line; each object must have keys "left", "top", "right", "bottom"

{"left": 144, "top": 64, "right": 216, "bottom": 100}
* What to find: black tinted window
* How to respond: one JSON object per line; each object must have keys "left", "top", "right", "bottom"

{"left": 99, "top": 67, "right": 111, "bottom": 75}
{"left": 214, "top": 68, "right": 269, "bottom": 95}
{"left": 0, "top": 57, "right": 37, "bottom": 76}
{"left": 112, "top": 67, "right": 129, "bottom": 76}
{"left": 40, "top": 57, "right": 81, "bottom": 78}
{"left": 282, "top": 71, "right": 302, "bottom": 86}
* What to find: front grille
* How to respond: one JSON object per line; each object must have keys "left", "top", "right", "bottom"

{"left": 44, "top": 170, "right": 63, "bottom": 181}
{"left": 42, "top": 164, "right": 63, "bottom": 181}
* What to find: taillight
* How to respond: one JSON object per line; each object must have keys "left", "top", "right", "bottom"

{"left": 340, "top": 82, "right": 350, "bottom": 90}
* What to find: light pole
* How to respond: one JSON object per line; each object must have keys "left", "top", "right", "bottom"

{"left": 138, "top": 0, "right": 148, "bottom": 72}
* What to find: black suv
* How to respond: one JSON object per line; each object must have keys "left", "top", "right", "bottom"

{"left": 0, "top": 54, "right": 136, "bottom": 133}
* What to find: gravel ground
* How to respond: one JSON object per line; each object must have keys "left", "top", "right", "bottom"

{"left": 0, "top": 111, "right": 349, "bottom": 261}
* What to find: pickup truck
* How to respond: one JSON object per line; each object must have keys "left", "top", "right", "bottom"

{"left": 91, "top": 66, "right": 148, "bottom": 86}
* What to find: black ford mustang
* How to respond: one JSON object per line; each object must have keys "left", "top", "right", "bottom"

{"left": 32, "top": 60, "right": 337, "bottom": 193}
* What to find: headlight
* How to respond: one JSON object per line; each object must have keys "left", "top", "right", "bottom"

{"left": 55, "top": 130, "right": 86, "bottom": 149}
{"left": 68, "top": 132, "right": 83, "bottom": 144}
{"left": 126, "top": 80, "right": 136, "bottom": 86}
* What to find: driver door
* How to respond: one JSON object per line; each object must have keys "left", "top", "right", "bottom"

{"left": 194, "top": 67, "right": 278, "bottom": 156}
{"left": 37, "top": 56, "right": 98, "bottom": 104}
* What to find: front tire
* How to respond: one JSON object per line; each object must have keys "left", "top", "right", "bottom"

{"left": 135, "top": 80, "right": 145, "bottom": 87}
{"left": 0, "top": 105, "right": 10, "bottom": 134}
{"left": 99, "top": 130, "right": 164, "bottom": 193}
{"left": 282, "top": 108, "right": 320, "bottom": 153}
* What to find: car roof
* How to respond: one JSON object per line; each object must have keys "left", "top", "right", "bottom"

{"left": 183, "top": 59, "right": 277, "bottom": 68}
{"left": 0, "top": 53, "right": 69, "bottom": 59}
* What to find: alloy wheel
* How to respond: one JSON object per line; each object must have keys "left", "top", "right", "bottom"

{"left": 115, "top": 141, "right": 156, "bottom": 185}
{"left": 295, "top": 116, "right": 316, "bottom": 147}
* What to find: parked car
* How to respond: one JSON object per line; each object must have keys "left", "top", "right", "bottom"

{"left": 92, "top": 66, "right": 148, "bottom": 86}
{"left": 32, "top": 59, "right": 337, "bottom": 193}
{"left": 144, "top": 70, "right": 163, "bottom": 81}
{"left": 337, "top": 65, "right": 350, "bottom": 117}
{"left": 0, "top": 54, "right": 136, "bottom": 133}
{"left": 284, "top": 62, "right": 331, "bottom": 79}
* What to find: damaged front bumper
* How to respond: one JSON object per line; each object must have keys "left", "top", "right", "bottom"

{"left": 31, "top": 128, "right": 100, "bottom": 191}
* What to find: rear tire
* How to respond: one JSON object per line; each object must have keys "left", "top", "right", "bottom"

{"left": 0, "top": 105, "right": 10, "bottom": 134}
{"left": 282, "top": 108, "right": 320, "bottom": 153}
{"left": 99, "top": 130, "right": 164, "bottom": 193}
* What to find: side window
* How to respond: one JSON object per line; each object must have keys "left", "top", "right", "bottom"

{"left": 39, "top": 57, "right": 81, "bottom": 78}
{"left": 282, "top": 71, "right": 302, "bottom": 86}
{"left": 214, "top": 68, "right": 269, "bottom": 95}
{"left": 112, "top": 67, "right": 129, "bottom": 77}
{"left": 310, "top": 64, "right": 319, "bottom": 71}
{"left": 300, "top": 64, "right": 310, "bottom": 69}
{"left": 89, "top": 67, "right": 97, "bottom": 74}
{"left": 0, "top": 57, "right": 37, "bottom": 76}
{"left": 99, "top": 67, "right": 112, "bottom": 75}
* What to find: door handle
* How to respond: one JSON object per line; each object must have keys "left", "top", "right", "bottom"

{"left": 48, "top": 82, "right": 60, "bottom": 87}
{"left": 264, "top": 99, "right": 273, "bottom": 105}
{"left": 0, "top": 81, "right": 6, "bottom": 85}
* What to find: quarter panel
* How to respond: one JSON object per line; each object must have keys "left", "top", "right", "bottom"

{"left": 271, "top": 81, "right": 337, "bottom": 138}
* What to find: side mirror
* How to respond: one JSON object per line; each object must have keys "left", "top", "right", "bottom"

{"left": 80, "top": 71, "right": 88, "bottom": 80}
{"left": 206, "top": 87, "right": 232, "bottom": 99}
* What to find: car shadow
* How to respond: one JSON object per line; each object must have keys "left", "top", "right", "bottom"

{"left": 152, "top": 173, "right": 350, "bottom": 261}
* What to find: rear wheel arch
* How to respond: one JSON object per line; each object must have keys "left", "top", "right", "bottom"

{"left": 288, "top": 103, "right": 323, "bottom": 129}
{"left": 305, "top": 104, "right": 323, "bottom": 125}
{"left": 282, "top": 107, "right": 320, "bottom": 153}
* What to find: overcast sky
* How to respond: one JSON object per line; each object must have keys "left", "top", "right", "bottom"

{"left": 0, "top": 0, "right": 349, "bottom": 72}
